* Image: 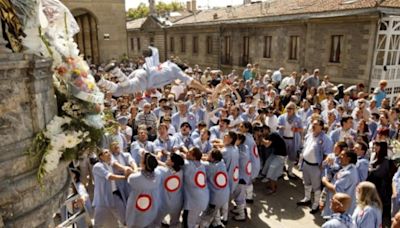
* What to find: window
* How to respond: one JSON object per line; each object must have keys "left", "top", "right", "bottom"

{"left": 289, "top": 36, "right": 299, "bottom": 60}
{"left": 206, "top": 36, "right": 213, "bottom": 54}
{"left": 330, "top": 35, "right": 343, "bottom": 63}
{"left": 242, "top": 36, "right": 250, "bottom": 66}
{"left": 193, "top": 36, "right": 198, "bottom": 54}
{"left": 263, "top": 36, "right": 272, "bottom": 58}
{"left": 222, "top": 36, "right": 231, "bottom": 64}
{"left": 130, "top": 38, "right": 134, "bottom": 51}
{"left": 170, "top": 37, "right": 175, "bottom": 52}
{"left": 180, "top": 36, "right": 186, "bottom": 53}
{"left": 137, "top": 37, "right": 141, "bottom": 51}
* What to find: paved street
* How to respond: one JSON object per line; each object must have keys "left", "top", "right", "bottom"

{"left": 228, "top": 171, "right": 325, "bottom": 228}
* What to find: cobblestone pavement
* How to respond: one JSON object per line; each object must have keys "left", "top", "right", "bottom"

{"left": 228, "top": 171, "right": 325, "bottom": 228}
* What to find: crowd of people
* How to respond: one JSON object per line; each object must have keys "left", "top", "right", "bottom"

{"left": 64, "top": 46, "right": 400, "bottom": 228}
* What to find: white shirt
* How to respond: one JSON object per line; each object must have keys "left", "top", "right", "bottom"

{"left": 303, "top": 135, "right": 318, "bottom": 163}
{"left": 105, "top": 163, "right": 117, "bottom": 192}
{"left": 283, "top": 121, "right": 294, "bottom": 138}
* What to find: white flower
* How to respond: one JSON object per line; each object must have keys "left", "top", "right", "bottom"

{"left": 64, "top": 131, "right": 83, "bottom": 149}
{"left": 44, "top": 116, "right": 71, "bottom": 138}
{"left": 43, "top": 147, "right": 63, "bottom": 173}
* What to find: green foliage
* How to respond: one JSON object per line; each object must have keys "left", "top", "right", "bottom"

{"left": 126, "top": 1, "right": 184, "bottom": 20}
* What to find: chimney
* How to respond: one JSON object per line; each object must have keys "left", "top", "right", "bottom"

{"left": 192, "top": 0, "right": 197, "bottom": 12}
{"left": 149, "top": 0, "right": 156, "bottom": 15}
{"left": 186, "top": 1, "right": 192, "bottom": 11}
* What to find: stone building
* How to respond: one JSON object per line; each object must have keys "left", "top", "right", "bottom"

{"left": 127, "top": 0, "right": 400, "bottom": 101}
{"left": 61, "top": 0, "right": 127, "bottom": 64}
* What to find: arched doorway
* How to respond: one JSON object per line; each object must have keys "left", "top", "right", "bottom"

{"left": 71, "top": 9, "right": 100, "bottom": 64}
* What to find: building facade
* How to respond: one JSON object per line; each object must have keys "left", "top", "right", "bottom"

{"left": 127, "top": 0, "right": 400, "bottom": 101}
{"left": 61, "top": 0, "right": 128, "bottom": 64}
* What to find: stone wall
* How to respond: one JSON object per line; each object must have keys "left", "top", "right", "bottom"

{"left": 0, "top": 54, "right": 69, "bottom": 228}
{"left": 62, "top": 0, "right": 128, "bottom": 63}
{"left": 128, "top": 14, "right": 379, "bottom": 87}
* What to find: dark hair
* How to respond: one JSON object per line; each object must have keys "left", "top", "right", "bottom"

{"left": 190, "top": 147, "right": 203, "bottom": 161}
{"left": 170, "top": 153, "right": 184, "bottom": 172}
{"left": 142, "top": 48, "right": 153, "bottom": 57}
{"left": 373, "top": 141, "right": 388, "bottom": 164}
{"left": 220, "top": 118, "right": 231, "bottom": 125}
{"left": 340, "top": 115, "right": 352, "bottom": 127}
{"left": 203, "top": 129, "right": 211, "bottom": 138}
{"left": 227, "top": 131, "right": 237, "bottom": 145}
{"left": 236, "top": 133, "right": 246, "bottom": 145}
{"left": 180, "top": 122, "right": 192, "bottom": 130}
{"left": 345, "top": 151, "right": 358, "bottom": 164}
{"left": 357, "top": 141, "right": 368, "bottom": 153}
{"left": 241, "top": 121, "right": 253, "bottom": 134}
{"left": 336, "top": 141, "right": 348, "bottom": 151}
{"left": 144, "top": 153, "right": 158, "bottom": 172}
{"left": 210, "top": 149, "right": 223, "bottom": 162}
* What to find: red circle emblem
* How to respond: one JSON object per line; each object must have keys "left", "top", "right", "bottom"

{"left": 214, "top": 171, "right": 228, "bottom": 188}
{"left": 253, "top": 145, "right": 259, "bottom": 158}
{"left": 194, "top": 171, "right": 206, "bottom": 188}
{"left": 246, "top": 161, "right": 252, "bottom": 176}
{"left": 135, "top": 194, "right": 152, "bottom": 212}
{"left": 164, "top": 175, "right": 181, "bottom": 192}
{"left": 233, "top": 166, "right": 239, "bottom": 182}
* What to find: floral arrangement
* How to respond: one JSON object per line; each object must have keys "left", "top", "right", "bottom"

{"left": 18, "top": 0, "right": 107, "bottom": 183}
{"left": 28, "top": 116, "right": 103, "bottom": 183}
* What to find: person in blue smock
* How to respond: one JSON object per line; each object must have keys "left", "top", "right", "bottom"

{"left": 109, "top": 141, "right": 137, "bottom": 204}
{"left": 193, "top": 128, "right": 212, "bottom": 154}
{"left": 182, "top": 147, "right": 210, "bottom": 228}
{"left": 154, "top": 123, "right": 181, "bottom": 162}
{"left": 352, "top": 181, "right": 382, "bottom": 228}
{"left": 238, "top": 121, "right": 260, "bottom": 203}
{"left": 322, "top": 151, "right": 360, "bottom": 216}
{"left": 373, "top": 80, "right": 387, "bottom": 108}
{"left": 277, "top": 102, "right": 303, "bottom": 179}
{"left": 209, "top": 118, "right": 230, "bottom": 141}
{"left": 353, "top": 141, "right": 369, "bottom": 182}
{"left": 212, "top": 131, "right": 239, "bottom": 225}
{"left": 154, "top": 153, "right": 185, "bottom": 228}
{"left": 173, "top": 122, "right": 195, "bottom": 150}
{"left": 297, "top": 119, "right": 333, "bottom": 214}
{"left": 321, "top": 193, "right": 355, "bottom": 228}
{"left": 231, "top": 133, "right": 252, "bottom": 221}
{"left": 92, "top": 149, "right": 132, "bottom": 227}
{"left": 199, "top": 149, "right": 230, "bottom": 228}
{"left": 130, "top": 128, "right": 155, "bottom": 164}
{"left": 95, "top": 48, "right": 212, "bottom": 97}
{"left": 320, "top": 141, "right": 348, "bottom": 217}
{"left": 190, "top": 121, "right": 207, "bottom": 141}
{"left": 171, "top": 102, "right": 197, "bottom": 132}
{"left": 125, "top": 152, "right": 161, "bottom": 228}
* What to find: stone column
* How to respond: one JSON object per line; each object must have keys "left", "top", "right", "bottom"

{"left": 0, "top": 54, "right": 69, "bottom": 228}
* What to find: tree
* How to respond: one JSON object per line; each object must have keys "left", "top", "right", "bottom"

{"left": 126, "top": 1, "right": 184, "bottom": 20}
{"left": 127, "top": 3, "right": 149, "bottom": 20}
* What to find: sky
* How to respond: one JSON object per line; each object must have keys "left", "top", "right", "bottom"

{"left": 125, "top": 0, "right": 245, "bottom": 11}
